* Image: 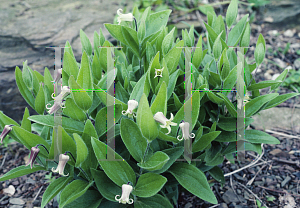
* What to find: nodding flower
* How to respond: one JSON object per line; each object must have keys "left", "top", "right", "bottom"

{"left": 115, "top": 182, "right": 134, "bottom": 204}
{"left": 25, "top": 145, "right": 40, "bottom": 169}
{"left": 117, "top": 9, "right": 134, "bottom": 25}
{"left": 52, "top": 153, "right": 70, "bottom": 177}
{"left": 153, "top": 112, "right": 177, "bottom": 135}
{"left": 154, "top": 67, "right": 164, "bottom": 78}
{"left": 177, "top": 121, "right": 195, "bottom": 141}
{"left": 46, "top": 99, "right": 66, "bottom": 115}
{"left": 51, "top": 85, "right": 70, "bottom": 101}
{"left": 122, "top": 100, "right": 138, "bottom": 118}
{"left": 0, "top": 125, "right": 14, "bottom": 144}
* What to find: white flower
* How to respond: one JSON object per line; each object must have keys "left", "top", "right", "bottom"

{"left": 46, "top": 100, "right": 66, "bottom": 114}
{"left": 115, "top": 183, "right": 134, "bottom": 204}
{"left": 122, "top": 100, "right": 138, "bottom": 117}
{"left": 177, "top": 121, "right": 195, "bottom": 141}
{"left": 154, "top": 67, "right": 164, "bottom": 78}
{"left": 51, "top": 85, "right": 70, "bottom": 101}
{"left": 51, "top": 68, "right": 62, "bottom": 83}
{"left": 153, "top": 112, "right": 177, "bottom": 135}
{"left": 117, "top": 9, "right": 134, "bottom": 25}
{"left": 52, "top": 154, "right": 69, "bottom": 176}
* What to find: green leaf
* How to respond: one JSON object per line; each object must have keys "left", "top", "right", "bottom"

{"left": 270, "top": 68, "right": 289, "bottom": 91}
{"left": 94, "top": 104, "right": 123, "bottom": 137}
{"left": 214, "top": 15, "right": 226, "bottom": 41}
{"left": 63, "top": 98, "right": 87, "bottom": 122}
{"left": 192, "top": 131, "right": 221, "bottom": 152}
{"left": 129, "top": 73, "right": 150, "bottom": 102}
{"left": 0, "top": 165, "right": 45, "bottom": 182}
{"left": 132, "top": 173, "right": 167, "bottom": 197}
{"left": 152, "top": 147, "right": 184, "bottom": 174}
{"left": 137, "top": 151, "right": 169, "bottom": 171}
{"left": 217, "top": 117, "right": 254, "bottom": 131}
{"left": 63, "top": 52, "right": 79, "bottom": 80}
{"left": 162, "top": 27, "right": 175, "bottom": 56}
{"left": 35, "top": 83, "right": 46, "bottom": 115}
{"left": 21, "top": 107, "right": 31, "bottom": 132}
{"left": 223, "top": 63, "right": 238, "bottom": 91}
{"left": 208, "top": 166, "right": 225, "bottom": 184}
{"left": 148, "top": 51, "right": 161, "bottom": 93}
{"left": 247, "top": 80, "right": 282, "bottom": 91}
{"left": 137, "top": 94, "right": 159, "bottom": 141}
{"left": 226, "top": 0, "right": 238, "bottom": 28}
{"left": 44, "top": 67, "right": 54, "bottom": 99}
{"left": 77, "top": 51, "right": 93, "bottom": 99}
{"left": 91, "top": 169, "right": 125, "bottom": 202}
{"left": 256, "top": 33, "right": 266, "bottom": 51}
{"left": 155, "top": 59, "right": 169, "bottom": 94}
{"left": 204, "top": 22, "right": 228, "bottom": 50}
{"left": 216, "top": 93, "right": 236, "bottom": 117}
{"left": 12, "top": 126, "right": 49, "bottom": 158}
{"left": 240, "top": 22, "right": 250, "bottom": 53}
{"left": 213, "top": 31, "right": 223, "bottom": 60}
{"left": 167, "top": 69, "right": 181, "bottom": 100}
{"left": 145, "top": 9, "right": 172, "bottom": 37}
{"left": 173, "top": 92, "right": 183, "bottom": 110}
{"left": 120, "top": 118, "right": 148, "bottom": 162}
{"left": 64, "top": 190, "right": 102, "bottom": 208}
{"left": 99, "top": 28, "right": 106, "bottom": 46}
{"left": 264, "top": 93, "right": 300, "bottom": 109}
{"left": 28, "top": 115, "right": 84, "bottom": 134}
{"left": 115, "top": 81, "right": 129, "bottom": 104}
{"left": 33, "top": 70, "right": 44, "bottom": 83}
{"left": 80, "top": 29, "right": 92, "bottom": 56}
{"left": 0, "top": 112, "right": 21, "bottom": 143}
{"left": 91, "top": 137, "right": 136, "bottom": 186}
{"left": 69, "top": 75, "right": 92, "bottom": 111}
{"left": 207, "top": 91, "right": 224, "bottom": 105}
{"left": 138, "top": 20, "right": 146, "bottom": 41}
{"left": 15, "top": 66, "right": 35, "bottom": 109}
{"left": 48, "top": 126, "right": 77, "bottom": 166}
{"left": 41, "top": 177, "right": 72, "bottom": 208}
{"left": 98, "top": 41, "right": 110, "bottom": 72}
{"left": 165, "top": 40, "right": 184, "bottom": 74}
{"left": 59, "top": 180, "right": 94, "bottom": 208}
{"left": 92, "top": 53, "right": 101, "bottom": 83}
{"left": 168, "top": 163, "right": 217, "bottom": 204}
{"left": 254, "top": 43, "right": 265, "bottom": 66}
{"left": 73, "top": 133, "right": 88, "bottom": 167}
{"left": 192, "top": 35, "right": 203, "bottom": 69}
{"left": 93, "top": 31, "right": 101, "bottom": 58}
{"left": 22, "top": 61, "right": 33, "bottom": 91}
{"left": 151, "top": 82, "right": 167, "bottom": 115}
{"left": 64, "top": 41, "right": 75, "bottom": 60}
{"left": 122, "top": 26, "right": 140, "bottom": 58}
{"left": 214, "top": 131, "right": 237, "bottom": 142}
{"left": 245, "top": 93, "right": 278, "bottom": 117}
{"left": 198, "top": 5, "right": 215, "bottom": 16}
{"left": 134, "top": 194, "right": 173, "bottom": 208}
{"left": 245, "top": 130, "right": 280, "bottom": 144}
{"left": 227, "top": 15, "right": 248, "bottom": 47}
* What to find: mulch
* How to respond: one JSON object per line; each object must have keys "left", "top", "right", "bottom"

{"left": 1, "top": 2, "right": 300, "bottom": 208}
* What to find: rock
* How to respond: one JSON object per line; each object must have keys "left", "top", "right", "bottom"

{"left": 264, "top": 72, "right": 272, "bottom": 80}
{"left": 285, "top": 65, "right": 293, "bottom": 72}
{"left": 294, "top": 58, "right": 300, "bottom": 69}
{"left": 264, "top": 17, "right": 274, "bottom": 23}
{"left": 26, "top": 178, "right": 36, "bottom": 184}
{"left": 10, "top": 205, "right": 23, "bottom": 208}
{"left": 219, "top": 203, "right": 228, "bottom": 208}
{"left": 0, "top": 200, "right": 9, "bottom": 205}
{"left": 11, "top": 180, "right": 19, "bottom": 186}
{"left": 222, "top": 190, "right": 240, "bottom": 204}
{"left": 272, "top": 73, "right": 280, "bottom": 80}
{"left": 184, "top": 202, "right": 193, "bottom": 208}
{"left": 290, "top": 43, "right": 300, "bottom": 49}
{"left": 281, "top": 176, "right": 292, "bottom": 187}
{"left": 264, "top": 0, "right": 300, "bottom": 23}
{"left": 9, "top": 198, "right": 25, "bottom": 205}
{"left": 270, "top": 149, "right": 282, "bottom": 156}
{"left": 283, "top": 29, "right": 296, "bottom": 37}
{"left": 3, "top": 185, "right": 16, "bottom": 195}
{"left": 274, "top": 58, "right": 286, "bottom": 69}
{"left": 268, "top": 30, "right": 278, "bottom": 36}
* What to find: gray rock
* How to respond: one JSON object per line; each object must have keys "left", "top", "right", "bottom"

{"left": 283, "top": 29, "right": 296, "bottom": 37}
{"left": 274, "top": 58, "right": 286, "bottom": 69}
{"left": 264, "top": 0, "right": 300, "bottom": 23}
{"left": 222, "top": 189, "right": 240, "bottom": 204}
{"left": 294, "top": 58, "right": 300, "bottom": 69}
{"left": 26, "top": 178, "right": 36, "bottom": 184}
{"left": 9, "top": 198, "right": 25, "bottom": 205}
{"left": 281, "top": 176, "right": 291, "bottom": 187}
{"left": 218, "top": 203, "right": 228, "bottom": 208}
{"left": 10, "top": 206, "right": 23, "bottom": 208}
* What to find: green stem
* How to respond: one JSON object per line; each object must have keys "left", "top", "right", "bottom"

{"left": 139, "top": 141, "right": 151, "bottom": 175}
{"left": 65, "top": 151, "right": 91, "bottom": 181}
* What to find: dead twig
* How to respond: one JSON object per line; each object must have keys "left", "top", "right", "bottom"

{"left": 0, "top": 152, "right": 7, "bottom": 168}
{"left": 246, "top": 164, "right": 267, "bottom": 186}
{"left": 257, "top": 185, "right": 300, "bottom": 198}
{"left": 265, "top": 129, "right": 300, "bottom": 139}
{"left": 272, "top": 158, "right": 300, "bottom": 167}
{"left": 237, "top": 182, "right": 269, "bottom": 208}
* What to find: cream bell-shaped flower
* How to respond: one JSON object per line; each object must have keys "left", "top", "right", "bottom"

{"left": 0, "top": 125, "right": 13, "bottom": 144}
{"left": 117, "top": 9, "right": 134, "bottom": 25}
{"left": 122, "top": 99, "right": 138, "bottom": 117}
{"left": 154, "top": 67, "right": 164, "bottom": 78}
{"left": 51, "top": 68, "right": 62, "bottom": 83}
{"left": 51, "top": 86, "right": 70, "bottom": 101}
{"left": 153, "top": 112, "right": 177, "bottom": 135}
{"left": 25, "top": 146, "right": 40, "bottom": 169}
{"left": 52, "top": 154, "right": 69, "bottom": 176}
{"left": 177, "top": 121, "right": 195, "bottom": 141}
{"left": 46, "top": 99, "right": 66, "bottom": 114}
{"left": 115, "top": 183, "right": 134, "bottom": 204}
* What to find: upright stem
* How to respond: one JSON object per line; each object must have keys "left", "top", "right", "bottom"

{"left": 139, "top": 141, "right": 150, "bottom": 175}
{"left": 133, "top": 17, "right": 137, "bottom": 32}
{"left": 36, "top": 144, "right": 49, "bottom": 154}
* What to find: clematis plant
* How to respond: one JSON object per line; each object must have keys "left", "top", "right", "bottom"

{"left": 0, "top": 2, "right": 298, "bottom": 208}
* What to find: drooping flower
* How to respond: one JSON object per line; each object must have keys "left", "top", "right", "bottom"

{"left": 117, "top": 9, "right": 134, "bottom": 25}
{"left": 25, "top": 146, "right": 40, "bottom": 169}
{"left": 154, "top": 67, "right": 164, "bottom": 78}
{"left": 115, "top": 183, "right": 134, "bottom": 204}
{"left": 46, "top": 99, "right": 66, "bottom": 114}
{"left": 52, "top": 153, "right": 69, "bottom": 176}
{"left": 51, "top": 85, "right": 70, "bottom": 101}
{"left": 0, "top": 125, "right": 13, "bottom": 144}
{"left": 153, "top": 112, "right": 177, "bottom": 135}
{"left": 122, "top": 99, "right": 138, "bottom": 117}
{"left": 177, "top": 121, "right": 195, "bottom": 141}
